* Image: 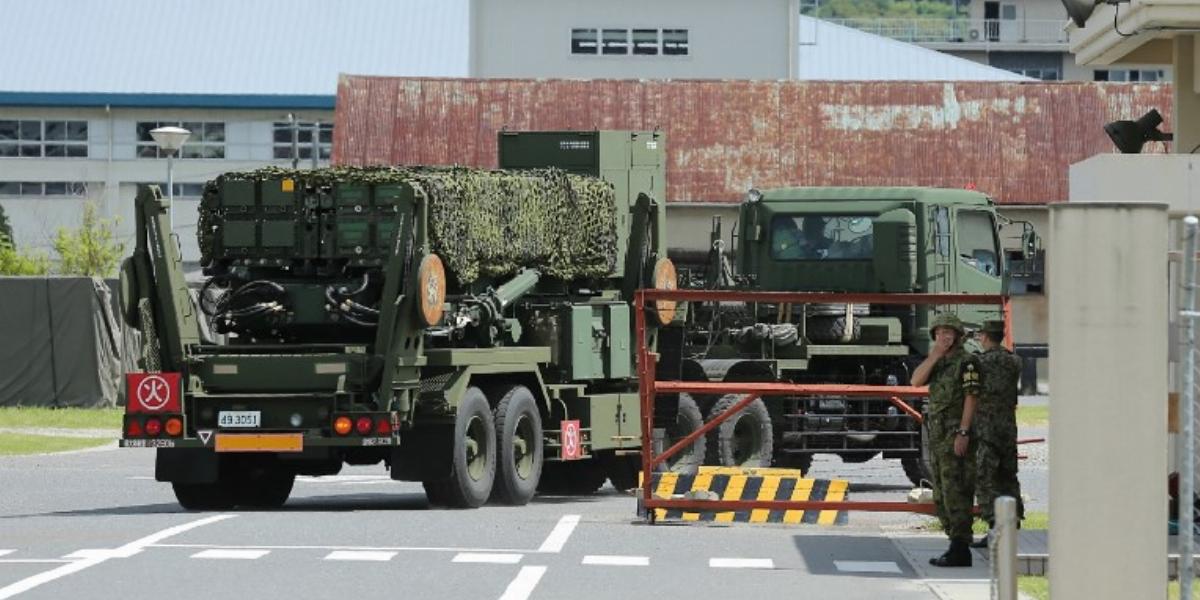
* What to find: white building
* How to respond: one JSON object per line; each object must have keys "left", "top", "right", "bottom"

{"left": 0, "top": 0, "right": 1024, "bottom": 261}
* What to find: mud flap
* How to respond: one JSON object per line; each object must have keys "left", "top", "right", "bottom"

{"left": 156, "top": 448, "right": 219, "bottom": 484}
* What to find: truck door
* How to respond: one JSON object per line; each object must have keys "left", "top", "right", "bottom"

{"left": 953, "top": 207, "right": 1004, "bottom": 326}
{"left": 928, "top": 205, "right": 954, "bottom": 294}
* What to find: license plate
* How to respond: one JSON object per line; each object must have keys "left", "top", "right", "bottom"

{"left": 217, "top": 411, "right": 261, "bottom": 428}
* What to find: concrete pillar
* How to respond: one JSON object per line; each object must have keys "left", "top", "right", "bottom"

{"left": 1049, "top": 203, "right": 1168, "bottom": 600}
{"left": 1175, "top": 35, "right": 1200, "bottom": 154}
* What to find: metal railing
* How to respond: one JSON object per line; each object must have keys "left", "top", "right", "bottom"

{"left": 824, "top": 17, "right": 1069, "bottom": 45}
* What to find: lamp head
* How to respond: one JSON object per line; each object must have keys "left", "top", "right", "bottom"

{"left": 1104, "top": 109, "right": 1173, "bottom": 154}
{"left": 149, "top": 126, "right": 191, "bottom": 153}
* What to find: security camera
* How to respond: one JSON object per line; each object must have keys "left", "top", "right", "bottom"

{"left": 1061, "top": 0, "right": 1129, "bottom": 28}
{"left": 1104, "top": 109, "right": 1173, "bottom": 154}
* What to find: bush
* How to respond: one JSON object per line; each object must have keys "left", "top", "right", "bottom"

{"left": 52, "top": 201, "right": 125, "bottom": 278}
{"left": 0, "top": 233, "right": 51, "bottom": 276}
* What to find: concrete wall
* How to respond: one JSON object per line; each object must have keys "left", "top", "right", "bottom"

{"left": 470, "top": 0, "right": 797, "bottom": 79}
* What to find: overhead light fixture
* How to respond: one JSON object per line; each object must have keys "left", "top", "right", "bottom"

{"left": 1061, "top": 0, "right": 1129, "bottom": 28}
{"left": 1104, "top": 109, "right": 1173, "bottom": 154}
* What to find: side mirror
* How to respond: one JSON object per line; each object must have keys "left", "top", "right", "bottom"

{"left": 1021, "top": 229, "right": 1039, "bottom": 260}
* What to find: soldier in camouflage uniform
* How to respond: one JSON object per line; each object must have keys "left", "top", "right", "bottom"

{"left": 970, "top": 319, "right": 1024, "bottom": 548}
{"left": 911, "top": 312, "right": 981, "bottom": 567}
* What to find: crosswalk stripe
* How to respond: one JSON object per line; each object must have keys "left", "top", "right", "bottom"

{"left": 324, "top": 550, "right": 397, "bottom": 562}
{"left": 191, "top": 549, "right": 269, "bottom": 560}
{"left": 581, "top": 555, "right": 649, "bottom": 566}
{"left": 452, "top": 553, "right": 523, "bottom": 564}
{"left": 709, "top": 558, "right": 775, "bottom": 569}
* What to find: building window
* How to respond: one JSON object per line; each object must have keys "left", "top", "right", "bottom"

{"left": 662, "top": 29, "right": 689, "bottom": 55}
{"left": 571, "top": 27, "right": 688, "bottom": 57}
{"left": 137, "top": 182, "right": 205, "bottom": 197}
{"left": 0, "top": 181, "right": 88, "bottom": 197}
{"left": 1008, "top": 68, "right": 1059, "bottom": 81}
{"left": 571, "top": 28, "right": 598, "bottom": 54}
{"left": 272, "top": 122, "right": 332, "bottom": 160}
{"left": 602, "top": 29, "right": 629, "bottom": 55}
{"left": 0, "top": 120, "right": 88, "bottom": 158}
{"left": 136, "top": 121, "right": 225, "bottom": 159}
{"left": 632, "top": 29, "right": 659, "bottom": 55}
{"left": 1094, "top": 69, "right": 1165, "bottom": 82}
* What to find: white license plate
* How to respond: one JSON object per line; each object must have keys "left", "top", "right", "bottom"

{"left": 217, "top": 411, "right": 261, "bottom": 428}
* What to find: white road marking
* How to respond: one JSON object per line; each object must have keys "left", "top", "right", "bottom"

{"left": 0, "top": 560, "right": 71, "bottom": 565}
{"left": 153, "top": 543, "right": 530, "bottom": 554}
{"left": 324, "top": 550, "right": 397, "bottom": 562}
{"left": 0, "top": 514, "right": 235, "bottom": 600}
{"left": 834, "top": 560, "right": 902, "bottom": 574}
{"left": 582, "top": 555, "right": 649, "bottom": 567}
{"left": 452, "top": 553, "right": 523, "bottom": 564}
{"left": 497, "top": 565, "right": 547, "bottom": 600}
{"left": 0, "top": 551, "right": 11, "bottom": 558}
{"left": 295, "top": 475, "right": 392, "bottom": 485}
{"left": 192, "top": 549, "right": 270, "bottom": 560}
{"left": 536, "top": 514, "right": 580, "bottom": 553}
{"left": 709, "top": 558, "right": 775, "bottom": 569}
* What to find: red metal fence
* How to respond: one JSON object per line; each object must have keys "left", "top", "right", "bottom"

{"left": 633, "top": 290, "right": 1009, "bottom": 521}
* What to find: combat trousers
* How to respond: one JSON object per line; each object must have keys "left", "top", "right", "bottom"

{"left": 975, "top": 432, "right": 1023, "bottom": 525}
{"left": 929, "top": 414, "right": 976, "bottom": 542}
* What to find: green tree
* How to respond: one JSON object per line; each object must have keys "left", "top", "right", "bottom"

{"left": 0, "top": 202, "right": 12, "bottom": 245}
{"left": 0, "top": 233, "right": 51, "bottom": 276}
{"left": 52, "top": 201, "right": 125, "bottom": 278}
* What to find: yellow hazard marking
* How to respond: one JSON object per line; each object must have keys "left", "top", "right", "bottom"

{"left": 749, "top": 476, "right": 781, "bottom": 523}
{"left": 783, "top": 479, "right": 815, "bottom": 525}
{"left": 714, "top": 476, "right": 748, "bottom": 523}
{"left": 818, "top": 479, "right": 849, "bottom": 525}
{"left": 654, "top": 472, "right": 678, "bottom": 500}
{"left": 681, "top": 471, "right": 716, "bottom": 522}
{"left": 215, "top": 433, "right": 303, "bottom": 453}
{"left": 698, "top": 466, "right": 808, "bottom": 478}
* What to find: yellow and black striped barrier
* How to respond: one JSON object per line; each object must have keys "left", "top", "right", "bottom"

{"left": 642, "top": 466, "right": 849, "bottom": 525}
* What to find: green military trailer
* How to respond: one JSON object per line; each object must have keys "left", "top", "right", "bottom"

{"left": 670, "top": 187, "right": 1036, "bottom": 484}
{"left": 118, "top": 130, "right": 694, "bottom": 510}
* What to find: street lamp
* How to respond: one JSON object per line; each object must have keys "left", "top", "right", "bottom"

{"left": 149, "top": 126, "right": 191, "bottom": 230}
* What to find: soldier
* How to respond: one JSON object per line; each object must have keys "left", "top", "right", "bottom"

{"left": 970, "top": 319, "right": 1024, "bottom": 548}
{"left": 911, "top": 312, "right": 980, "bottom": 567}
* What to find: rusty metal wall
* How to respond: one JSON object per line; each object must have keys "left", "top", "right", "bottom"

{"left": 333, "top": 77, "right": 1173, "bottom": 205}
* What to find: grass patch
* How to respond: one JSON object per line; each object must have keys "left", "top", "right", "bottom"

{"left": 1016, "top": 405, "right": 1048, "bottom": 426}
{"left": 0, "top": 407, "right": 122, "bottom": 430}
{"left": 1019, "top": 576, "right": 1049, "bottom": 600}
{"left": 1019, "top": 577, "right": 1200, "bottom": 598}
{"left": 0, "top": 433, "right": 114, "bottom": 456}
{"left": 923, "top": 510, "right": 1048, "bottom": 533}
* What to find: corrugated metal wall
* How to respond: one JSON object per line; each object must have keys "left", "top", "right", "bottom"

{"left": 333, "top": 77, "right": 1173, "bottom": 205}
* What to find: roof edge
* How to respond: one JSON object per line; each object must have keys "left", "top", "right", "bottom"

{"left": 0, "top": 92, "right": 335, "bottom": 110}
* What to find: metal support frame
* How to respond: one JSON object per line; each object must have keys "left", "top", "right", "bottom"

{"left": 635, "top": 290, "right": 1009, "bottom": 521}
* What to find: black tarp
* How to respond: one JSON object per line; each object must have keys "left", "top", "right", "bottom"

{"left": 0, "top": 277, "right": 121, "bottom": 407}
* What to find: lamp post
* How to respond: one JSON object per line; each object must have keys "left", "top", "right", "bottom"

{"left": 149, "top": 126, "right": 191, "bottom": 230}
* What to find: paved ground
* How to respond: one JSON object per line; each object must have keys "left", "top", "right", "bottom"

{"left": 0, "top": 413, "right": 1049, "bottom": 600}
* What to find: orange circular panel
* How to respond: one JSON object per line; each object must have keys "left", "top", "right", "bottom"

{"left": 652, "top": 257, "right": 678, "bottom": 326}
{"left": 417, "top": 254, "right": 447, "bottom": 326}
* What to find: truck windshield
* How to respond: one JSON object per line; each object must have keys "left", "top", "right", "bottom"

{"left": 770, "top": 215, "right": 874, "bottom": 260}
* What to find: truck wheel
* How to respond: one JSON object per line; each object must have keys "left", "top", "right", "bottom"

{"left": 237, "top": 469, "right": 296, "bottom": 509}
{"left": 706, "top": 395, "right": 773, "bottom": 468}
{"left": 172, "top": 482, "right": 236, "bottom": 511}
{"left": 805, "top": 316, "right": 862, "bottom": 344}
{"left": 423, "top": 386, "right": 496, "bottom": 508}
{"left": 902, "top": 457, "right": 934, "bottom": 488}
{"left": 490, "top": 385, "right": 543, "bottom": 505}
{"left": 663, "top": 394, "right": 705, "bottom": 474}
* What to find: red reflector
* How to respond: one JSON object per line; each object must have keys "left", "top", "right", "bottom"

{"left": 355, "top": 416, "right": 373, "bottom": 435}
{"left": 334, "top": 416, "right": 352, "bottom": 435}
{"left": 144, "top": 418, "right": 162, "bottom": 437}
{"left": 125, "top": 419, "right": 143, "bottom": 437}
{"left": 165, "top": 417, "right": 183, "bottom": 437}
{"left": 375, "top": 418, "right": 392, "bottom": 436}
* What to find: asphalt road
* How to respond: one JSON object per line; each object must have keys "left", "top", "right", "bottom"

{"left": 0, "top": 421, "right": 1048, "bottom": 600}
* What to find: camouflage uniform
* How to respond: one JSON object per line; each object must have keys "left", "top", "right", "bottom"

{"left": 974, "top": 322, "right": 1024, "bottom": 525}
{"left": 926, "top": 315, "right": 981, "bottom": 544}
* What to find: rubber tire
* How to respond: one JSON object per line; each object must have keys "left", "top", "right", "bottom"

{"left": 172, "top": 481, "right": 236, "bottom": 511}
{"left": 805, "top": 315, "right": 862, "bottom": 344}
{"left": 423, "top": 386, "right": 496, "bottom": 508}
{"left": 706, "top": 395, "right": 774, "bottom": 468}
{"left": 902, "top": 457, "right": 935, "bottom": 488}
{"left": 663, "top": 393, "right": 705, "bottom": 474}
{"left": 237, "top": 469, "right": 296, "bottom": 509}
{"left": 604, "top": 453, "right": 642, "bottom": 493}
{"left": 490, "top": 385, "right": 543, "bottom": 505}
{"left": 537, "top": 459, "right": 607, "bottom": 495}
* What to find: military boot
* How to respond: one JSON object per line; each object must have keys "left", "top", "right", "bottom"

{"left": 970, "top": 521, "right": 994, "bottom": 548}
{"left": 929, "top": 538, "right": 973, "bottom": 567}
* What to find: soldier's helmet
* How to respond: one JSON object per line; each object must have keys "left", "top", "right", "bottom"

{"left": 928, "top": 312, "right": 965, "bottom": 340}
{"left": 981, "top": 320, "right": 1006, "bottom": 336}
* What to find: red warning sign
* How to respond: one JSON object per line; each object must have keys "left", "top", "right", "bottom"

{"left": 561, "top": 420, "right": 582, "bottom": 460}
{"left": 126, "top": 372, "right": 181, "bottom": 413}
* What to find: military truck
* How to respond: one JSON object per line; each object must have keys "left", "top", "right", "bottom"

{"left": 118, "top": 130, "right": 697, "bottom": 510}
{"left": 670, "top": 187, "right": 1036, "bottom": 484}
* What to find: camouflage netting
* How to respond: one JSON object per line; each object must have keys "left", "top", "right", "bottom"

{"left": 201, "top": 166, "right": 618, "bottom": 284}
